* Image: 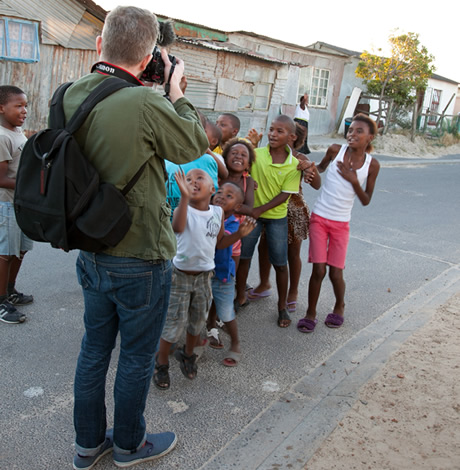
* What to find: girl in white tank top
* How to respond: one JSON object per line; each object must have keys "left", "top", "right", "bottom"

{"left": 297, "top": 114, "right": 381, "bottom": 333}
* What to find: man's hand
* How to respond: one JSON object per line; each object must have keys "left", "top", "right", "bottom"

{"left": 161, "top": 48, "right": 185, "bottom": 103}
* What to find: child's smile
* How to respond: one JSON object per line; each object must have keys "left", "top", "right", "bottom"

{"left": 227, "top": 144, "right": 249, "bottom": 172}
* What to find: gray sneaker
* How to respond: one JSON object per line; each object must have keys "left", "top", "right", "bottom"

{"left": 8, "top": 291, "right": 34, "bottom": 306}
{"left": 113, "top": 432, "right": 177, "bottom": 468}
{"left": 0, "top": 301, "right": 26, "bottom": 324}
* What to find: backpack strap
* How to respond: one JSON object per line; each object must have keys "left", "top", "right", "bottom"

{"left": 65, "top": 78, "right": 136, "bottom": 134}
{"left": 49, "top": 82, "right": 74, "bottom": 129}
{"left": 121, "top": 162, "right": 147, "bottom": 196}
{"left": 50, "top": 77, "right": 144, "bottom": 195}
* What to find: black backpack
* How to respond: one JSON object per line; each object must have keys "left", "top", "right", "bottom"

{"left": 14, "top": 78, "right": 146, "bottom": 253}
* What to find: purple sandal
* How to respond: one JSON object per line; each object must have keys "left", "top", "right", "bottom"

{"left": 297, "top": 317, "right": 318, "bottom": 333}
{"left": 324, "top": 313, "right": 344, "bottom": 328}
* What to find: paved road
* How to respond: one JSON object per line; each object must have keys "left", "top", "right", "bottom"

{"left": 1, "top": 152, "right": 459, "bottom": 470}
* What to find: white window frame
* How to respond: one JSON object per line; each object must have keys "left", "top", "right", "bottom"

{"left": 238, "top": 82, "right": 272, "bottom": 111}
{"left": 0, "top": 17, "right": 40, "bottom": 63}
{"left": 298, "top": 66, "right": 330, "bottom": 108}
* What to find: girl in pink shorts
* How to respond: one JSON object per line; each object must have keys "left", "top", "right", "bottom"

{"left": 297, "top": 114, "right": 380, "bottom": 333}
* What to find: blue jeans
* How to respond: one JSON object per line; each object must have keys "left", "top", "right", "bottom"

{"left": 74, "top": 251, "right": 172, "bottom": 456}
{"left": 240, "top": 217, "right": 288, "bottom": 267}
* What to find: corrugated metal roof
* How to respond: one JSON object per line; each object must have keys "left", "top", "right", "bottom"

{"left": 0, "top": 0, "right": 101, "bottom": 50}
{"left": 2, "top": 0, "right": 84, "bottom": 46}
{"left": 67, "top": 11, "right": 103, "bottom": 49}
{"left": 178, "top": 38, "right": 287, "bottom": 65}
{"left": 0, "top": 1, "right": 16, "bottom": 16}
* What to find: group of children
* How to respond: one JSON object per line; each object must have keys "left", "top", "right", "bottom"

{"left": 156, "top": 107, "right": 380, "bottom": 390}
{"left": 1, "top": 83, "right": 380, "bottom": 390}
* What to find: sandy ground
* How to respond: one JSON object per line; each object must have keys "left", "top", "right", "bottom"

{"left": 305, "top": 292, "right": 460, "bottom": 470}
{"left": 311, "top": 132, "right": 460, "bottom": 159}
{"left": 373, "top": 133, "right": 460, "bottom": 159}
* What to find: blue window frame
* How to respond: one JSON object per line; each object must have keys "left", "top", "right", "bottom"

{"left": 0, "top": 17, "right": 40, "bottom": 62}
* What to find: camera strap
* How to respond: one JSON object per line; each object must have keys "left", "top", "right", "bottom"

{"left": 163, "top": 58, "right": 176, "bottom": 100}
{"left": 91, "top": 62, "right": 143, "bottom": 86}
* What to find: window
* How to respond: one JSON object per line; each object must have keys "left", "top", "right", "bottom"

{"left": 298, "top": 66, "right": 330, "bottom": 108}
{"left": 0, "top": 18, "right": 40, "bottom": 62}
{"left": 238, "top": 83, "right": 272, "bottom": 111}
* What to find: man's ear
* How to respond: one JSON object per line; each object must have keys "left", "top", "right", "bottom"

{"left": 140, "top": 54, "right": 153, "bottom": 72}
{"left": 96, "top": 36, "right": 102, "bottom": 56}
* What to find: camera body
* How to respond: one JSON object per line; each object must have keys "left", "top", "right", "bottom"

{"left": 141, "top": 46, "right": 176, "bottom": 84}
{"left": 141, "top": 20, "right": 176, "bottom": 84}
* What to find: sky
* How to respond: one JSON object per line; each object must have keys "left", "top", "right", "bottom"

{"left": 97, "top": 0, "right": 460, "bottom": 83}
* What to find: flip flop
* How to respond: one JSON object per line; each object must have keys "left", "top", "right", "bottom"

{"left": 325, "top": 313, "right": 344, "bottom": 328}
{"left": 234, "top": 298, "right": 249, "bottom": 313}
{"left": 207, "top": 328, "right": 224, "bottom": 349}
{"left": 277, "top": 308, "right": 291, "bottom": 328}
{"left": 287, "top": 301, "right": 297, "bottom": 313}
{"left": 297, "top": 317, "right": 318, "bottom": 333}
{"left": 247, "top": 288, "right": 272, "bottom": 300}
{"left": 222, "top": 350, "right": 241, "bottom": 367}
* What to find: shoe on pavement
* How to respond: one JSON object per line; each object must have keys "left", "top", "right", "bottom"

{"left": 8, "top": 290, "right": 34, "bottom": 306}
{"left": 73, "top": 429, "right": 113, "bottom": 470}
{"left": 0, "top": 301, "right": 26, "bottom": 324}
{"left": 113, "top": 432, "right": 177, "bottom": 468}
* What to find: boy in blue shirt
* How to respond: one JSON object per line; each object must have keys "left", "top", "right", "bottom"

{"left": 207, "top": 182, "right": 255, "bottom": 366}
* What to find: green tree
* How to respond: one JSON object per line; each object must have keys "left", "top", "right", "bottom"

{"left": 356, "top": 32, "right": 435, "bottom": 131}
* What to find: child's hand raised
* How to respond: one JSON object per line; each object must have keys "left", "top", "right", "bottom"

{"left": 238, "top": 217, "right": 257, "bottom": 237}
{"left": 246, "top": 128, "right": 263, "bottom": 147}
{"left": 174, "top": 169, "right": 190, "bottom": 199}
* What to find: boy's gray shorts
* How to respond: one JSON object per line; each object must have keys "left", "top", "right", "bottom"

{"left": 161, "top": 266, "right": 213, "bottom": 344}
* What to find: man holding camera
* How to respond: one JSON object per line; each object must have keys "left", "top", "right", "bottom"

{"left": 65, "top": 6, "right": 208, "bottom": 469}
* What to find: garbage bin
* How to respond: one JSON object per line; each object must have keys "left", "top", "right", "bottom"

{"left": 344, "top": 117, "right": 353, "bottom": 138}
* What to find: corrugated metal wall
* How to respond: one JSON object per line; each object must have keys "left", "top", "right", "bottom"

{"left": 0, "top": 44, "right": 97, "bottom": 134}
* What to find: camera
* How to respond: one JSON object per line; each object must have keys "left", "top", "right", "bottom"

{"left": 141, "top": 46, "right": 176, "bottom": 84}
{"left": 141, "top": 20, "right": 176, "bottom": 84}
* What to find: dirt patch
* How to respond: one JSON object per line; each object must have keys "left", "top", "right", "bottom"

{"left": 373, "top": 133, "right": 460, "bottom": 159}
{"left": 305, "top": 293, "right": 460, "bottom": 470}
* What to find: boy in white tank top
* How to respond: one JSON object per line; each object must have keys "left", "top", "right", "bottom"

{"left": 297, "top": 114, "right": 380, "bottom": 333}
